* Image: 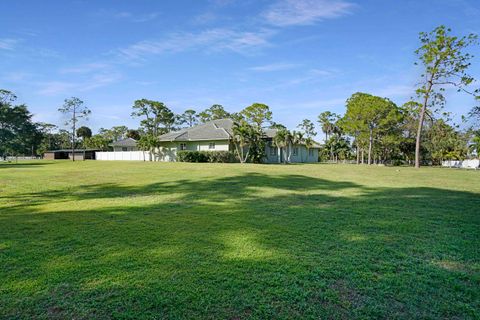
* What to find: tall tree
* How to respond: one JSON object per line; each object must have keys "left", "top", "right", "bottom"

{"left": 178, "top": 109, "right": 198, "bottom": 127}
{"left": 58, "top": 97, "right": 91, "bottom": 161}
{"left": 342, "top": 93, "right": 402, "bottom": 165}
{"left": 0, "top": 92, "right": 40, "bottom": 159}
{"left": 424, "top": 118, "right": 468, "bottom": 164}
{"left": 47, "top": 129, "right": 72, "bottom": 150}
{"left": 240, "top": 103, "right": 272, "bottom": 129}
{"left": 297, "top": 119, "right": 317, "bottom": 138}
{"left": 339, "top": 102, "right": 364, "bottom": 164}
{"left": 0, "top": 89, "right": 17, "bottom": 104}
{"left": 324, "top": 135, "right": 352, "bottom": 162}
{"left": 269, "top": 122, "right": 287, "bottom": 130}
{"left": 99, "top": 126, "right": 129, "bottom": 142}
{"left": 83, "top": 135, "right": 110, "bottom": 151}
{"left": 232, "top": 120, "right": 255, "bottom": 163}
{"left": 236, "top": 103, "right": 273, "bottom": 163}
{"left": 126, "top": 129, "right": 141, "bottom": 140}
{"left": 131, "top": 99, "right": 175, "bottom": 136}
{"left": 298, "top": 119, "right": 317, "bottom": 161}
{"left": 317, "top": 111, "right": 339, "bottom": 142}
{"left": 198, "top": 104, "right": 230, "bottom": 123}
{"left": 76, "top": 126, "right": 92, "bottom": 140}
{"left": 414, "top": 26, "right": 479, "bottom": 168}
{"left": 36, "top": 123, "right": 57, "bottom": 155}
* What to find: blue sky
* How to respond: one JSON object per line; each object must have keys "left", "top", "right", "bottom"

{"left": 1, "top": 0, "right": 479, "bottom": 135}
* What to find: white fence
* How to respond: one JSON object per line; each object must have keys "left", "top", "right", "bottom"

{"left": 1, "top": 156, "right": 39, "bottom": 161}
{"left": 95, "top": 151, "right": 151, "bottom": 161}
{"left": 442, "top": 159, "right": 479, "bottom": 169}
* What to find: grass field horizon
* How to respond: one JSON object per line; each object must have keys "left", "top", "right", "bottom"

{"left": 1, "top": 161, "right": 479, "bottom": 319}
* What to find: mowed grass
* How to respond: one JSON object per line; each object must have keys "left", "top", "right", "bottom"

{"left": 0, "top": 161, "right": 479, "bottom": 319}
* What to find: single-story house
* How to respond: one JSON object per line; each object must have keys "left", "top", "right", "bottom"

{"left": 44, "top": 149, "right": 100, "bottom": 160}
{"left": 111, "top": 138, "right": 138, "bottom": 151}
{"left": 156, "top": 118, "right": 321, "bottom": 163}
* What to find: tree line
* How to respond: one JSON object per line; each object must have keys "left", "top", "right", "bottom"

{"left": 1, "top": 25, "right": 479, "bottom": 166}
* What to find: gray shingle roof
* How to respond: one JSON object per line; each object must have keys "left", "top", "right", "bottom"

{"left": 111, "top": 138, "right": 137, "bottom": 147}
{"left": 158, "top": 119, "right": 233, "bottom": 141}
{"left": 264, "top": 128, "right": 277, "bottom": 138}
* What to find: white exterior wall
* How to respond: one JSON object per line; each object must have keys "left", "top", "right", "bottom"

{"left": 113, "top": 146, "right": 138, "bottom": 152}
{"left": 265, "top": 143, "right": 319, "bottom": 163}
{"left": 288, "top": 145, "right": 319, "bottom": 163}
{"left": 265, "top": 144, "right": 280, "bottom": 163}
{"left": 304, "top": 147, "right": 319, "bottom": 163}
{"left": 197, "top": 140, "right": 230, "bottom": 151}
{"left": 157, "top": 142, "right": 177, "bottom": 162}
{"left": 157, "top": 140, "right": 231, "bottom": 161}
{"left": 442, "top": 159, "right": 479, "bottom": 169}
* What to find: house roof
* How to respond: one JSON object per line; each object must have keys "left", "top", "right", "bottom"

{"left": 158, "top": 118, "right": 321, "bottom": 148}
{"left": 111, "top": 138, "right": 137, "bottom": 147}
{"left": 309, "top": 141, "right": 323, "bottom": 148}
{"left": 158, "top": 119, "right": 234, "bottom": 142}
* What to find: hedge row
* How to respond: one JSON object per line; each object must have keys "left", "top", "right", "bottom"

{"left": 177, "top": 150, "right": 238, "bottom": 163}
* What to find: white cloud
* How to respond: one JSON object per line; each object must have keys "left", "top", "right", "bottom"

{"left": 97, "top": 9, "right": 160, "bottom": 23}
{"left": 268, "top": 68, "right": 337, "bottom": 88}
{"left": 249, "top": 62, "right": 299, "bottom": 72}
{"left": 209, "top": 0, "right": 237, "bottom": 7}
{"left": 193, "top": 12, "right": 218, "bottom": 25}
{"left": 59, "top": 63, "right": 109, "bottom": 74}
{"left": 274, "top": 97, "right": 347, "bottom": 113}
{"left": 375, "top": 84, "right": 414, "bottom": 98}
{"left": 127, "top": 12, "right": 159, "bottom": 23}
{"left": 2, "top": 72, "right": 35, "bottom": 82}
{"left": 0, "top": 38, "right": 20, "bottom": 50}
{"left": 80, "top": 73, "right": 122, "bottom": 91}
{"left": 36, "top": 81, "right": 77, "bottom": 96}
{"left": 116, "top": 28, "right": 274, "bottom": 61}
{"left": 36, "top": 73, "right": 121, "bottom": 96}
{"left": 263, "top": 0, "right": 354, "bottom": 27}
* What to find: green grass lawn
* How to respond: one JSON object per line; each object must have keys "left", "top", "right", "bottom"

{"left": 0, "top": 161, "right": 479, "bottom": 319}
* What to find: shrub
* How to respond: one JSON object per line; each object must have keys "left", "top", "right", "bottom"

{"left": 206, "top": 151, "right": 238, "bottom": 163}
{"left": 177, "top": 151, "right": 207, "bottom": 162}
{"left": 177, "top": 150, "right": 238, "bottom": 163}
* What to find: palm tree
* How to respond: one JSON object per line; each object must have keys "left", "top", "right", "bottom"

{"left": 232, "top": 121, "right": 254, "bottom": 163}
{"left": 292, "top": 131, "right": 304, "bottom": 162}
{"left": 469, "top": 134, "right": 480, "bottom": 157}
{"left": 137, "top": 134, "right": 159, "bottom": 161}
{"left": 317, "top": 111, "right": 338, "bottom": 141}
{"left": 284, "top": 130, "right": 294, "bottom": 163}
{"left": 274, "top": 129, "right": 287, "bottom": 164}
{"left": 305, "top": 137, "right": 315, "bottom": 161}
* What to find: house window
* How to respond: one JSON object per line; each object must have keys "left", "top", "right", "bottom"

{"left": 209, "top": 142, "right": 215, "bottom": 150}
{"left": 293, "top": 147, "right": 298, "bottom": 156}
{"left": 180, "top": 143, "right": 187, "bottom": 150}
{"left": 309, "top": 149, "right": 314, "bottom": 157}
{"left": 122, "top": 147, "right": 128, "bottom": 152}
{"left": 270, "top": 145, "right": 277, "bottom": 156}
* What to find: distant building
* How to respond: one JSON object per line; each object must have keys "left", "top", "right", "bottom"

{"left": 111, "top": 138, "right": 138, "bottom": 151}
{"left": 43, "top": 149, "right": 100, "bottom": 160}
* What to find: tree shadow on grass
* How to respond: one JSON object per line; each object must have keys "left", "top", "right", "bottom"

{"left": 0, "top": 173, "right": 363, "bottom": 211}
{"left": 0, "top": 162, "right": 53, "bottom": 169}
{"left": 0, "top": 172, "right": 479, "bottom": 319}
